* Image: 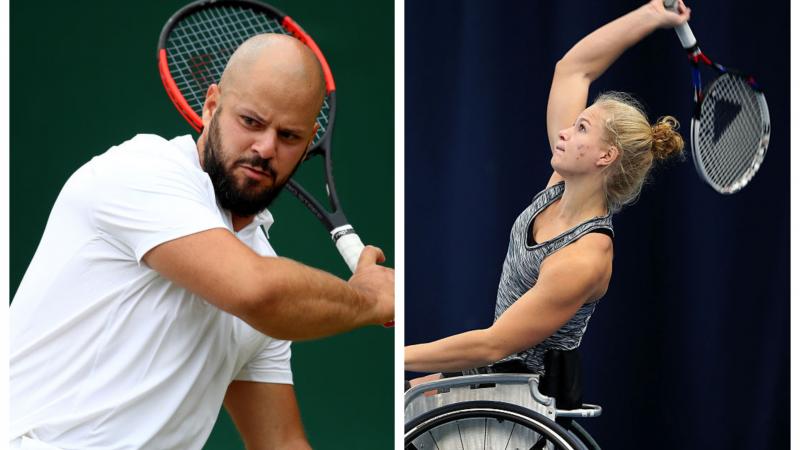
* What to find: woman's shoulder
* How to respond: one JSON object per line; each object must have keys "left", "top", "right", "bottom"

{"left": 556, "top": 231, "right": 612, "bottom": 259}
{"left": 542, "top": 231, "right": 613, "bottom": 278}
{"left": 574, "top": 231, "right": 614, "bottom": 254}
{"left": 540, "top": 233, "right": 613, "bottom": 302}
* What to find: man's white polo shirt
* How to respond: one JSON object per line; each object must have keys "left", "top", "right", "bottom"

{"left": 10, "top": 134, "right": 292, "bottom": 450}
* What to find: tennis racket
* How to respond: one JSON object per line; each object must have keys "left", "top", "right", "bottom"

{"left": 663, "top": 0, "right": 770, "bottom": 194}
{"left": 157, "top": 0, "right": 366, "bottom": 272}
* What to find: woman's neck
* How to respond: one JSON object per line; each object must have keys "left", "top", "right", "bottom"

{"left": 555, "top": 175, "right": 608, "bottom": 222}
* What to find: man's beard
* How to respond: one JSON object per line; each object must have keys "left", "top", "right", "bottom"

{"left": 202, "top": 113, "right": 299, "bottom": 217}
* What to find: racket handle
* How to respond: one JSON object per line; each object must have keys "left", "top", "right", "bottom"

{"left": 662, "top": 0, "right": 697, "bottom": 49}
{"left": 331, "top": 225, "right": 365, "bottom": 274}
{"left": 331, "top": 225, "right": 394, "bottom": 328}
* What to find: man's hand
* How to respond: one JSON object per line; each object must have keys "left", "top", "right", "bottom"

{"left": 348, "top": 245, "right": 395, "bottom": 326}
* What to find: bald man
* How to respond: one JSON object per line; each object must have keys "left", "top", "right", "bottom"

{"left": 10, "top": 34, "right": 393, "bottom": 450}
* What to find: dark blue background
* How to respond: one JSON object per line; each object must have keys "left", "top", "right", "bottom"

{"left": 404, "top": 1, "right": 789, "bottom": 448}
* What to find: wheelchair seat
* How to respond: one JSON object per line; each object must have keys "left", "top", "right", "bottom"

{"left": 404, "top": 350, "right": 602, "bottom": 450}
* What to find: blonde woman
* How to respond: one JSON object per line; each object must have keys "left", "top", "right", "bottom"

{"left": 406, "top": 0, "right": 690, "bottom": 380}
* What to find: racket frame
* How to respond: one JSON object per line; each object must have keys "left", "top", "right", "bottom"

{"left": 664, "top": 1, "right": 770, "bottom": 194}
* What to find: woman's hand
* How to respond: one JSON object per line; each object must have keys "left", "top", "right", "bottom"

{"left": 408, "top": 373, "right": 444, "bottom": 397}
{"left": 646, "top": 0, "right": 691, "bottom": 29}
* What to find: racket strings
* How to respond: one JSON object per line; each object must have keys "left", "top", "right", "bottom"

{"left": 694, "top": 74, "right": 768, "bottom": 193}
{"left": 165, "top": 5, "right": 330, "bottom": 146}
{"left": 167, "top": 7, "right": 282, "bottom": 112}
{"left": 699, "top": 96, "right": 758, "bottom": 187}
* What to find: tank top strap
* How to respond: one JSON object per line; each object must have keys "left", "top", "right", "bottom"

{"left": 530, "top": 181, "right": 566, "bottom": 215}
{"left": 540, "top": 214, "right": 614, "bottom": 256}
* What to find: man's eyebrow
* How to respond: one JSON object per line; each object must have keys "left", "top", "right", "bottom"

{"left": 280, "top": 124, "right": 312, "bottom": 137}
{"left": 237, "top": 107, "right": 309, "bottom": 135}
{"left": 239, "top": 108, "right": 265, "bottom": 122}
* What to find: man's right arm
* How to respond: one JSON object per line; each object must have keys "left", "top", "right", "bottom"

{"left": 143, "top": 228, "right": 394, "bottom": 340}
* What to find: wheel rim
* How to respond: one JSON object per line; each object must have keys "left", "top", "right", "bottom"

{"left": 405, "top": 402, "right": 581, "bottom": 450}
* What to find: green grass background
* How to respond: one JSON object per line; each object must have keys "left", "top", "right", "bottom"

{"left": 10, "top": 1, "right": 394, "bottom": 448}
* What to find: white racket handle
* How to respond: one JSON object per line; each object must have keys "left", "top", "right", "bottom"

{"left": 663, "top": 0, "right": 697, "bottom": 49}
{"left": 332, "top": 225, "right": 394, "bottom": 327}
{"left": 331, "top": 225, "right": 365, "bottom": 273}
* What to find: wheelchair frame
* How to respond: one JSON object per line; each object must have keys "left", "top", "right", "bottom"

{"left": 404, "top": 373, "right": 602, "bottom": 450}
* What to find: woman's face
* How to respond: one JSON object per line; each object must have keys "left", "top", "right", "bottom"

{"left": 551, "top": 104, "right": 616, "bottom": 178}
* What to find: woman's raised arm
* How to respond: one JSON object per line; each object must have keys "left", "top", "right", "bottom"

{"left": 545, "top": 1, "right": 690, "bottom": 157}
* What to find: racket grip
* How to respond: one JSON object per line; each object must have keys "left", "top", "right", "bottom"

{"left": 662, "top": 0, "right": 697, "bottom": 49}
{"left": 331, "top": 225, "right": 394, "bottom": 328}
{"left": 331, "top": 225, "right": 365, "bottom": 273}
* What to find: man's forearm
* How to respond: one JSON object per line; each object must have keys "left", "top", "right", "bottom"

{"left": 224, "top": 381, "right": 312, "bottom": 450}
{"left": 145, "top": 228, "right": 391, "bottom": 340}
{"left": 239, "top": 256, "right": 376, "bottom": 340}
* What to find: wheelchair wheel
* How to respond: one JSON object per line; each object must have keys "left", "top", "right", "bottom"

{"left": 405, "top": 400, "right": 584, "bottom": 450}
{"left": 562, "top": 419, "right": 600, "bottom": 450}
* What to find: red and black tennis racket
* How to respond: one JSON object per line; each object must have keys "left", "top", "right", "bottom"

{"left": 663, "top": 0, "right": 770, "bottom": 194}
{"left": 157, "top": 0, "right": 366, "bottom": 272}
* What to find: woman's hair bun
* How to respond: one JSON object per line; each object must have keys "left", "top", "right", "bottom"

{"left": 651, "top": 116, "right": 685, "bottom": 160}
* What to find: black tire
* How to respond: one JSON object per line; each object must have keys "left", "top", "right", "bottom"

{"left": 405, "top": 400, "right": 583, "bottom": 450}
{"left": 563, "top": 420, "right": 600, "bottom": 450}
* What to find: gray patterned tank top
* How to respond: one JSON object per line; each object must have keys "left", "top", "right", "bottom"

{"left": 493, "top": 181, "right": 613, "bottom": 374}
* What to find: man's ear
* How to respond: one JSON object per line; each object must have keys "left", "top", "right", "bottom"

{"left": 201, "top": 84, "right": 220, "bottom": 128}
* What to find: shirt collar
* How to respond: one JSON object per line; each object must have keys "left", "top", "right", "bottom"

{"left": 251, "top": 209, "right": 275, "bottom": 229}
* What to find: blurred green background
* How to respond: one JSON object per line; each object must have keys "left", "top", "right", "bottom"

{"left": 10, "top": 0, "right": 394, "bottom": 448}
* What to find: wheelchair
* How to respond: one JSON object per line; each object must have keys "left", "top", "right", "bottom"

{"left": 404, "top": 350, "right": 602, "bottom": 450}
